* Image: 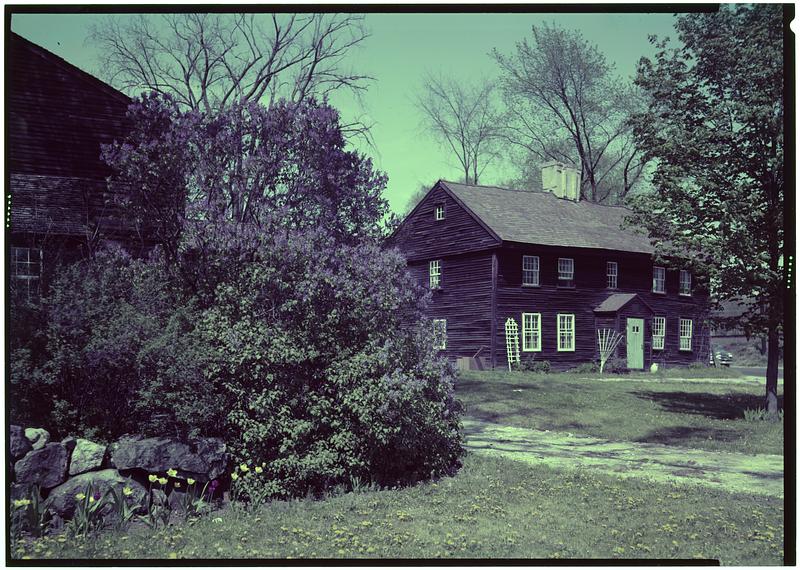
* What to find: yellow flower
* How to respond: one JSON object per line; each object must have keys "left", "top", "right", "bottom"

{"left": 89, "top": 496, "right": 95, "bottom": 503}
{"left": 166, "top": 468, "right": 178, "bottom": 478}
{"left": 175, "top": 482, "right": 181, "bottom": 488}
{"left": 122, "top": 487, "right": 133, "bottom": 497}
{"left": 187, "top": 478, "right": 196, "bottom": 486}
{"left": 75, "top": 493, "right": 86, "bottom": 501}
{"left": 148, "top": 474, "right": 158, "bottom": 483}
{"left": 13, "top": 499, "right": 31, "bottom": 508}
{"left": 231, "top": 473, "right": 239, "bottom": 481}
{"left": 158, "top": 477, "right": 168, "bottom": 486}
{"left": 255, "top": 466, "right": 263, "bottom": 474}
{"left": 239, "top": 463, "right": 249, "bottom": 473}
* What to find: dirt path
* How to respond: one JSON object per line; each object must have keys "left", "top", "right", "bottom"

{"left": 462, "top": 418, "right": 783, "bottom": 497}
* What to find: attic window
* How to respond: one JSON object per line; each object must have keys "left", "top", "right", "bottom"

{"left": 558, "top": 258, "right": 575, "bottom": 288}
{"left": 11, "top": 246, "right": 42, "bottom": 301}
{"left": 434, "top": 204, "right": 445, "bottom": 221}
{"left": 652, "top": 266, "right": 666, "bottom": 294}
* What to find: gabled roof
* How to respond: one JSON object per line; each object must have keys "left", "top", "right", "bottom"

{"left": 439, "top": 180, "right": 655, "bottom": 254}
{"left": 594, "top": 293, "right": 654, "bottom": 314}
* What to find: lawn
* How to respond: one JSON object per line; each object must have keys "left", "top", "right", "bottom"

{"left": 13, "top": 453, "right": 784, "bottom": 564}
{"left": 455, "top": 371, "right": 784, "bottom": 455}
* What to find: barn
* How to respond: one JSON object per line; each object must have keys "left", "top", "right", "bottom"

{"left": 388, "top": 163, "right": 711, "bottom": 371}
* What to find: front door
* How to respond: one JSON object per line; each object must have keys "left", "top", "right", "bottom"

{"left": 626, "top": 318, "right": 644, "bottom": 369}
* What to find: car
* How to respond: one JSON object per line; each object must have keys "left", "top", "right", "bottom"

{"left": 710, "top": 347, "right": 734, "bottom": 367}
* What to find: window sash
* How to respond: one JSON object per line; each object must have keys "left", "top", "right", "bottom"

{"left": 653, "top": 266, "right": 666, "bottom": 293}
{"left": 607, "top": 262, "right": 618, "bottom": 289}
{"left": 679, "top": 270, "right": 692, "bottom": 295}
{"left": 558, "top": 258, "right": 575, "bottom": 287}
{"left": 557, "top": 313, "right": 575, "bottom": 351}
{"left": 434, "top": 204, "right": 445, "bottom": 221}
{"left": 429, "top": 260, "right": 441, "bottom": 289}
{"left": 652, "top": 316, "right": 665, "bottom": 350}
{"left": 521, "top": 312, "right": 541, "bottom": 351}
{"left": 679, "top": 318, "right": 693, "bottom": 351}
{"left": 432, "top": 319, "right": 447, "bottom": 349}
{"left": 522, "top": 256, "right": 540, "bottom": 286}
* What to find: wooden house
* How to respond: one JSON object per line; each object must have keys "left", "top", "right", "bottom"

{"left": 388, "top": 163, "right": 711, "bottom": 371}
{"left": 8, "top": 32, "right": 140, "bottom": 299}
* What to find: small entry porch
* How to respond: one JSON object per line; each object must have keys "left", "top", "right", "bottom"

{"left": 593, "top": 293, "right": 654, "bottom": 371}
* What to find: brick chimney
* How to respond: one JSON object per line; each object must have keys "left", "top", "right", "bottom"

{"left": 541, "top": 161, "right": 580, "bottom": 201}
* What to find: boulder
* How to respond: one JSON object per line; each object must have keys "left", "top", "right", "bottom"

{"left": 10, "top": 425, "right": 33, "bottom": 460}
{"left": 110, "top": 436, "right": 227, "bottom": 481}
{"left": 24, "top": 427, "right": 50, "bottom": 451}
{"left": 47, "top": 469, "right": 147, "bottom": 520}
{"left": 14, "top": 442, "right": 68, "bottom": 489}
{"left": 69, "top": 439, "right": 107, "bottom": 476}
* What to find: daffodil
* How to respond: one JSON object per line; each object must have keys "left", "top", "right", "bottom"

{"left": 239, "top": 463, "right": 249, "bottom": 473}
{"left": 148, "top": 474, "right": 158, "bottom": 483}
{"left": 89, "top": 496, "right": 96, "bottom": 503}
{"left": 158, "top": 477, "right": 168, "bottom": 486}
{"left": 75, "top": 493, "right": 86, "bottom": 501}
{"left": 166, "top": 468, "right": 178, "bottom": 478}
{"left": 187, "top": 478, "right": 196, "bottom": 485}
{"left": 122, "top": 487, "right": 134, "bottom": 497}
{"left": 255, "top": 466, "right": 263, "bottom": 474}
{"left": 13, "top": 499, "right": 31, "bottom": 508}
{"left": 231, "top": 473, "right": 239, "bottom": 481}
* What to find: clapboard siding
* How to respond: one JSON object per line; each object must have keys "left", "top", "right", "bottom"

{"left": 388, "top": 182, "right": 499, "bottom": 261}
{"left": 408, "top": 251, "right": 494, "bottom": 359}
{"left": 494, "top": 245, "right": 710, "bottom": 370}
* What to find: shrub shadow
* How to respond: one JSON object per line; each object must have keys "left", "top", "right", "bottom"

{"left": 634, "top": 425, "right": 740, "bottom": 446}
{"left": 633, "top": 390, "right": 784, "bottom": 420}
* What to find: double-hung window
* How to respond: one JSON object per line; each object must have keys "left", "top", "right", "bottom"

{"left": 522, "top": 255, "right": 540, "bottom": 286}
{"left": 558, "top": 258, "right": 575, "bottom": 288}
{"left": 12, "top": 246, "right": 42, "bottom": 301}
{"left": 652, "top": 316, "right": 666, "bottom": 350}
{"left": 521, "top": 312, "right": 542, "bottom": 352}
{"left": 434, "top": 204, "right": 445, "bottom": 221}
{"left": 432, "top": 319, "right": 447, "bottom": 350}
{"left": 557, "top": 313, "right": 575, "bottom": 352}
{"left": 429, "top": 260, "right": 441, "bottom": 289}
{"left": 652, "top": 266, "right": 666, "bottom": 293}
{"left": 607, "top": 261, "right": 618, "bottom": 289}
{"left": 679, "top": 270, "right": 692, "bottom": 296}
{"left": 679, "top": 318, "right": 693, "bottom": 351}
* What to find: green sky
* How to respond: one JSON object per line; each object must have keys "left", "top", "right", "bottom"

{"left": 10, "top": 10, "right": 679, "bottom": 214}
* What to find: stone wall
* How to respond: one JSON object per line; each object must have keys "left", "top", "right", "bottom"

{"left": 10, "top": 425, "right": 229, "bottom": 520}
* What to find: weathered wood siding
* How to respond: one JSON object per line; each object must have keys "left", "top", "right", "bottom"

{"left": 495, "top": 244, "right": 710, "bottom": 370}
{"left": 407, "top": 251, "right": 494, "bottom": 359}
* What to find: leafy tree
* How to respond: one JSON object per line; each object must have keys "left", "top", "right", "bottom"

{"left": 628, "top": 4, "right": 785, "bottom": 413}
{"left": 493, "top": 24, "right": 647, "bottom": 203}
{"left": 415, "top": 74, "right": 502, "bottom": 185}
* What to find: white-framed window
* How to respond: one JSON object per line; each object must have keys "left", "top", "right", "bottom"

{"left": 11, "top": 246, "right": 42, "bottom": 300}
{"left": 522, "top": 255, "right": 540, "bottom": 287}
{"left": 558, "top": 258, "right": 575, "bottom": 288}
{"left": 652, "top": 316, "right": 666, "bottom": 350}
{"left": 607, "top": 261, "right": 618, "bottom": 289}
{"left": 679, "top": 318, "right": 693, "bottom": 351}
{"left": 432, "top": 319, "right": 447, "bottom": 350}
{"left": 679, "top": 270, "right": 692, "bottom": 296}
{"left": 429, "top": 260, "right": 441, "bottom": 289}
{"left": 652, "top": 266, "right": 666, "bottom": 293}
{"left": 434, "top": 204, "right": 445, "bottom": 221}
{"left": 521, "top": 312, "right": 542, "bottom": 352}
{"left": 557, "top": 313, "right": 575, "bottom": 352}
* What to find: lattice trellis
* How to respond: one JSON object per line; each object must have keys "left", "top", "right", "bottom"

{"left": 505, "top": 317, "right": 520, "bottom": 371}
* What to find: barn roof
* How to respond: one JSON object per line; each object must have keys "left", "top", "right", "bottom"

{"left": 439, "top": 180, "right": 655, "bottom": 254}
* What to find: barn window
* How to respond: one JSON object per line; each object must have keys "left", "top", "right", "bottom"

{"left": 522, "top": 255, "right": 540, "bottom": 286}
{"left": 652, "top": 316, "right": 666, "bottom": 350}
{"left": 521, "top": 312, "right": 541, "bottom": 351}
{"left": 434, "top": 204, "right": 445, "bottom": 221}
{"left": 557, "top": 313, "right": 575, "bottom": 352}
{"left": 679, "top": 270, "right": 692, "bottom": 296}
{"left": 558, "top": 258, "right": 575, "bottom": 288}
{"left": 11, "top": 246, "right": 42, "bottom": 301}
{"left": 429, "top": 260, "right": 441, "bottom": 289}
{"left": 652, "top": 266, "right": 666, "bottom": 293}
{"left": 432, "top": 319, "right": 447, "bottom": 349}
{"left": 679, "top": 318, "right": 693, "bottom": 351}
{"left": 607, "top": 261, "right": 618, "bottom": 289}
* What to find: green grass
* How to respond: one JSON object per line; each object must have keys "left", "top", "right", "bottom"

{"left": 13, "top": 453, "right": 784, "bottom": 564}
{"left": 456, "top": 371, "right": 784, "bottom": 455}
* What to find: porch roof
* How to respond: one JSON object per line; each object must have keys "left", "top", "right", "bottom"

{"left": 594, "top": 293, "right": 653, "bottom": 314}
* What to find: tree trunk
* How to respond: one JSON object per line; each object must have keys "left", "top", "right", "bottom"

{"left": 765, "top": 328, "right": 780, "bottom": 414}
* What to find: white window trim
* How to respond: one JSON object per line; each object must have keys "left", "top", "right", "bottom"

{"left": 12, "top": 246, "right": 43, "bottom": 300}
{"left": 557, "top": 313, "right": 575, "bottom": 352}
{"left": 652, "top": 266, "right": 666, "bottom": 294}
{"left": 607, "top": 261, "right": 618, "bottom": 289}
{"left": 522, "top": 255, "right": 540, "bottom": 287}
{"left": 434, "top": 204, "right": 445, "bottom": 221}
{"left": 432, "top": 319, "right": 447, "bottom": 350}
{"left": 521, "top": 312, "right": 542, "bottom": 352}
{"left": 429, "top": 260, "right": 441, "bottom": 289}
{"left": 558, "top": 258, "right": 575, "bottom": 287}
{"left": 679, "top": 318, "right": 693, "bottom": 351}
{"left": 652, "top": 316, "right": 666, "bottom": 351}
{"left": 679, "top": 270, "right": 692, "bottom": 296}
